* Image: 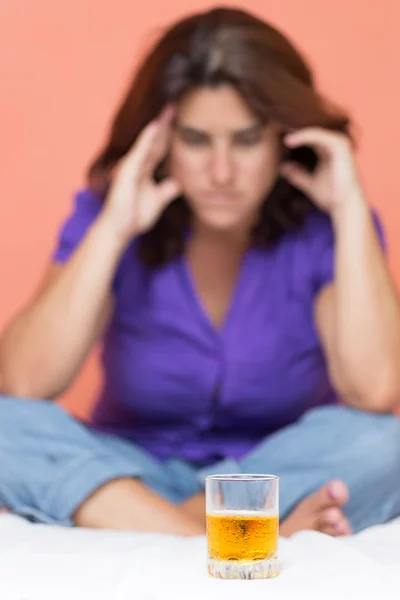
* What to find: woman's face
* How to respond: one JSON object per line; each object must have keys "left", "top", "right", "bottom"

{"left": 169, "top": 84, "right": 282, "bottom": 232}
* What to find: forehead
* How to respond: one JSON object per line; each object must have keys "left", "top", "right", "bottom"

{"left": 176, "top": 84, "right": 257, "bottom": 130}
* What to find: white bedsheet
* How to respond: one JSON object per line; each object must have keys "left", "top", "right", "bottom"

{"left": 0, "top": 514, "right": 399, "bottom": 599}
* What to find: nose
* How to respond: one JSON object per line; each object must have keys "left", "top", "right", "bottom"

{"left": 210, "top": 146, "right": 234, "bottom": 186}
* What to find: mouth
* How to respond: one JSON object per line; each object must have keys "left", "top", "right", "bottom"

{"left": 204, "top": 192, "right": 237, "bottom": 204}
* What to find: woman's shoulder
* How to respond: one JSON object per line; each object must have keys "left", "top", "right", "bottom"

{"left": 276, "top": 209, "right": 334, "bottom": 263}
{"left": 53, "top": 187, "right": 142, "bottom": 275}
{"left": 69, "top": 186, "right": 103, "bottom": 214}
{"left": 291, "top": 205, "right": 386, "bottom": 248}
{"left": 283, "top": 205, "right": 387, "bottom": 296}
{"left": 296, "top": 209, "right": 333, "bottom": 244}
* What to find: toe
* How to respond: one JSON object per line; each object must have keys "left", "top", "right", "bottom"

{"left": 317, "top": 506, "right": 352, "bottom": 536}
{"left": 305, "top": 480, "right": 349, "bottom": 512}
{"left": 319, "top": 524, "right": 346, "bottom": 537}
{"left": 327, "top": 480, "right": 349, "bottom": 506}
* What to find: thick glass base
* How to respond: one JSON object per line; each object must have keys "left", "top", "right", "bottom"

{"left": 207, "top": 556, "right": 279, "bottom": 580}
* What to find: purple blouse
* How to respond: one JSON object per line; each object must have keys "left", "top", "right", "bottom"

{"left": 53, "top": 189, "right": 385, "bottom": 466}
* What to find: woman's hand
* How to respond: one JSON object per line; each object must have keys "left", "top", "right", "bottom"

{"left": 103, "top": 106, "right": 181, "bottom": 242}
{"left": 280, "top": 128, "right": 364, "bottom": 213}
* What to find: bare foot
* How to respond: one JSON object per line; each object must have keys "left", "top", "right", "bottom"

{"left": 181, "top": 480, "right": 351, "bottom": 538}
{"left": 280, "top": 480, "right": 352, "bottom": 537}
{"left": 181, "top": 493, "right": 206, "bottom": 525}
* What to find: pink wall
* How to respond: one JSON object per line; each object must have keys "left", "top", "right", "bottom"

{"left": 1, "top": 1, "right": 399, "bottom": 417}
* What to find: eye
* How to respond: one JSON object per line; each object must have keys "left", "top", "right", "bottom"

{"left": 236, "top": 133, "right": 262, "bottom": 147}
{"left": 180, "top": 131, "right": 208, "bottom": 146}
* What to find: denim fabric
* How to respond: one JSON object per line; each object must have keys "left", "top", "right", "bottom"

{"left": 1, "top": 396, "right": 399, "bottom": 532}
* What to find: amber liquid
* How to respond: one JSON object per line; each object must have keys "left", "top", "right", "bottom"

{"left": 207, "top": 511, "right": 279, "bottom": 562}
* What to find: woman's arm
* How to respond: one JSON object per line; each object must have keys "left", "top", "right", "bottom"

{"left": 0, "top": 214, "right": 125, "bottom": 399}
{"left": 281, "top": 128, "right": 400, "bottom": 413}
{"left": 315, "top": 196, "right": 400, "bottom": 412}
{"left": 0, "top": 106, "right": 181, "bottom": 400}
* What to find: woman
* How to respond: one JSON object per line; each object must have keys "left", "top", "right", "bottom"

{"left": 1, "top": 7, "right": 400, "bottom": 538}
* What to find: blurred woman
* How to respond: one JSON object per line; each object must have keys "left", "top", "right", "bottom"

{"left": 1, "top": 7, "right": 400, "bottom": 537}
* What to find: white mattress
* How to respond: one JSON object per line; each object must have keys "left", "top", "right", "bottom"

{"left": 0, "top": 514, "right": 399, "bottom": 599}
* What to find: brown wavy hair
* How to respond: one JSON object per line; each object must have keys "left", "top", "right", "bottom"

{"left": 89, "top": 6, "right": 351, "bottom": 267}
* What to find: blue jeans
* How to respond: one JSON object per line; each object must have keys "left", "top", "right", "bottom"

{"left": 0, "top": 396, "right": 400, "bottom": 532}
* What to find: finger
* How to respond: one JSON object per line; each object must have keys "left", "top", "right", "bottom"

{"left": 135, "top": 106, "right": 176, "bottom": 180}
{"left": 284, "top": 128, "right": 348, "bottom": 154}
{"left": 145, "top": 105, "right": 176, "bottom": 168}
{"left": 280, "top": 162, "right": 313, "bottom": 195}
{"left": 118, "top": 105, "right": 176, "bottom": 187}
{"left": 158, "top": 103, "right": 177, "bottom": 125}
{"left": 155, "top": 177, "right": 182, "bottom": 207}
{"left": 124, "top": 120, "right": 160, "bottom": 176}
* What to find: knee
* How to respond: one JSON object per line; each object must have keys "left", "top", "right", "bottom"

{"left": 329, "top": 408, "right": 400, "bottom": 530}
{"left": 0, "top": 394, "right": 59, "bottom": 428}
{"left": 303, "top": 405, "right": 400, "bottom": 473}
{"left": 350, "top": 411, "right": 400, "bottom": 477}
{"left": 0, "top": 395, "right": 30, "bottom": 431}
{"left": 322, "top": 406, "right": 400, "bottom": 475}
{"left": 0, "top": 396, "right": 66, "bottom": 474}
